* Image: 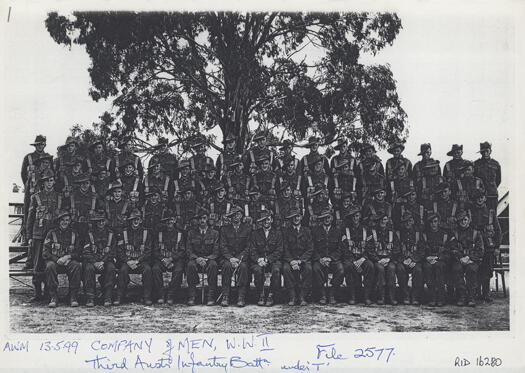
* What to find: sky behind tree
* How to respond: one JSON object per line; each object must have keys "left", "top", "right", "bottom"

{"left": 1, "top": 3, "right": 517, "bottom": 196}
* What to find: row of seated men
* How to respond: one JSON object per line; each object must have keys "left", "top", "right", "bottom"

{"left": 21, "top": 134, "right": 501, "bottom": 239}
{"left": 29, "top": 180, "right": 500, "bottom": 309}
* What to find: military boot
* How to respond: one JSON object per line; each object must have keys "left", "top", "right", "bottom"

{"left": 388, "top": 287, "right": 398, "bottom": 305}
{"left": 299, "top": 289, "right": 308, "bottom": 306}
{"left": 86, "top": 296, "right": 95, "bottom": 308}
{"left": 456, "top": 297, "right": 466, "bottom": 307}
{"left": 113, "top": 292, "right": 122, "bottom": 306}
{"left": 167, "top": 293, "right": 175, "bottom": 305}
{"left": 400, "top": 286, "right": 409, "bottom": 305}
{"left": 363, "top": 289, "right": 372, "bottom": 306}
{"left": 348, "top": 287, "right": 356, "bottom": 305}
{"left": 237, "top": 289, "right": 246, "bottom": 308}
{"left": 48, "top": 292, "right": 58, "bottom": 308}
{"left": 206, "top": 291, "right": 215, "bottom": 306}
{"left": 144, "top": 298, "right": 153, "bottom": 306}
{"left": 376, "top": 288, "right": 385, "bottom": 305}
{"left": 265, "top": 292, "right": 274, "bottom": 307}
{"left": 103, "top": 287, "right": 112, "bottom": 307}
{"left": 319, "top": 288, "right": 327, "bottom": 305}
{"left": 70, "top": 291, "right": 79, "bottom": 308}
{"left": 288, "top": 288, "right": 297, "bottom": 306}
{"left": 187, "top": 286, "right": 196, "bottom": 306}
{"left": 30, "top": 284, "right": 43, "bottom": 302}
{"left": 221, "top": 294, "right": 229, "bottom": 307}
{"left": 329, "top": 287, "right": 337, "bottom": 305}
{"left": 257, "top": 292, "right": 265, "bottom": 306}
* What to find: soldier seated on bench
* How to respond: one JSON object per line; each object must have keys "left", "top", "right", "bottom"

{"left": 152, "top": 211, "right": 186, "bottom": 305}
{"left": 42, "top": 210, "right": 82, "bottom": 308}
{"left": 82, "top": 211, "right": 117, "bottom": 307}
{"left": 185, "top": 208, "right": 220, "bottom": 306}
{"left": 115, "top": 209, "right": 156, "bottom": 306}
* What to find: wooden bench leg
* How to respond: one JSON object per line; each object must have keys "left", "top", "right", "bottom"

{"left": 501, "top": 272, "right": 507, "bottom": 298}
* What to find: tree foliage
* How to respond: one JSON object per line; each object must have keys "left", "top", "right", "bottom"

{"left": 46, "top": 11, "right": 407, "bottom": 152}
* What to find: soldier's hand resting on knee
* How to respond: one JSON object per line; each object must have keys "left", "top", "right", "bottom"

{"left": 94, "top": 261, "right": 104, "bottom": 271}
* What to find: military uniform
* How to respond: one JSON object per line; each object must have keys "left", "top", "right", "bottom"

{"left": 86, "top": 140, "right": 112, "bottom": 178}
{"left": 474, "top": 143, "right": 501, "bottom": 211}
{"left": 142, "top": 198, "right": 167, "bottom": 233}
{"left": 105, "top": 194, "right": 130, "bottom": 235}
{"left": 366, "top": 221, "right": 400, "bottom": 304}
{"left": 395, "top": 226, "right": 425, "bottom": 304}
{"left": 362, "top": 193, "right": 392, "bottom": 226}
{"left": 443, "top": 144, "right": 469, "bottom": 183}
{"left": 208, "top": 191, "right": 231, "bottom": 229}
{"left": 470, "top": 199, "right": 501, "bottom": 301}
{"left": 306, "top": 187, "right": 331, "bottom": 227}
{"left": 357, "top": 156, "right": 385, "bottom": 201}
{"left": 392, "top": 195, "right": 425, "bottom": 231}
{"left": 431, "top": 183, "right": 459, "bottom": 233}
{"left": 223, "top": 167, "right": 249, "bottom": 201}
{"left": 385, "top": 142, "right": 412, "bottom": 182}
{"left": 249, "top": 167, "right": 277, "bottom": 206}
{"left": 82, "top": 217, "right": 117, "bottom": 306}
{"left": 26, "top": 173, "right": 60, "bottom": 285}
{"left": 329, "top": 160, "right": 357, "bottom": 206}
{"left": 413, "top": 144, "right": 442, "bottom": 207}
{"left": 185, "top": 225, "right": 220, "bottom": 305}
{"left": 42, "top": 219, "right": 82, "bottom": 307}
{"left": 112, "top": 148, "right": 143, "bottom": 180}
{"left": 116, "top": 221, "right": 155, "bottom": 304}
{"left": 342, "top": 215, "right": 375, "bottom": 305}
{"left": 249, "top": 223, "right": 284, "bottom": 305}
{"left": 119, "top": 169, "right": 142, "bottom": 208}
{"left": 143, "top": 169, "right": 171, "bottom": 204}
{"left": 274, "top": 190, "right": 303, "bottom": 228}
{"left": 149, "top": 138, "right": 178, "bottom": 180}
{"left": 282, "top": 221, "right": 313, "bottom": 305}
{"left": 219, "top": 220, "right": 251, "bottom": 305}
{"left": 70, "top": 183, "right": 97, "bottom": 243}
{"left": 312, "top": 220, "right": 345, "bottom": 304}
{"left": 422, "top": 219, "right": 450, "bottom": 305}
{"left": 152, "top": 221, "right": 186, "bottom": 304}
{"left": 450, "top": 215, "right": 484, "bottom": 306}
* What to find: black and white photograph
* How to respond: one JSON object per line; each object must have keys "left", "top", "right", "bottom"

{"left": 2, "top": 0, "right": 518, "bottom": 343}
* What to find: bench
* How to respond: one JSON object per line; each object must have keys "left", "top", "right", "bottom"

{"left": 494, "top": 244, "right": 509, "bottom": 297}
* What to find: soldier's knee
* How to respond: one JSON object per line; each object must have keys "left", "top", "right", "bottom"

{"left": 362, "top": 260, "right": 373, "bottom": 271}
{"left": 222, "top": 261, "right": 233, "bottom": 272}
{"left": 84, "top": 262, "right": 95, "bottom": 274}
{"left": 374, "top": 263, "right": 384, "bottom": 273}
{"left": 142, "top": 264, "right": 152, "bottom": 275}
{"left": 45, "top": 261, "right": 56, "bottom": 271}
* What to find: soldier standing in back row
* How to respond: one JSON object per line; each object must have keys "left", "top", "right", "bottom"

{"left": 357, "top": 144, "right": 385, "bottom": 201}
{"left": 412, "top": 143, "right": 442, "bottom": 209}
{"left": 148, "top": 137, "right": 178, "bottom": 180}
{"left": 443, "top": 144, "right": 469, "bottom": 183}
{"left": 300, "top": 136, "right": 330, "bottom": 176}
{"left": 330, "top": 138, "right": 357, "bottom": 176}
{"left": 474, "top": 142, "right": 501, "bottom": 211}
{"left": 216, "top": 134, "right": 238, "bottom": 179}
{"left": 112, "top": 136, "right": 143, "bottom": 180}
{"left": 385, "top": 142, "right": 412, "bottom": 182}
{"left": 86, "top": 138, "right": 111, "bottom": 178}
{"left": 21, "top": 135, "right": 52, "bottom": 243}
{"left": 189, "top": 135, "right": 214, "bottom": 178}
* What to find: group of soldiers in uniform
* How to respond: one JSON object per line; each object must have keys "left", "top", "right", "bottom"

{"left": 21, "top": 131, "right": 502, "bottom": 309}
